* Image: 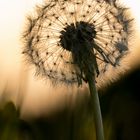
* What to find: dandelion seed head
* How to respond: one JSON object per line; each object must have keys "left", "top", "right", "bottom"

{"left": 22, "top": 0, "right": 132, "bottom": 86}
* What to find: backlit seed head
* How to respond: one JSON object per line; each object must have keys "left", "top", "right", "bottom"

{"left": 22, "top": 0, "right": 133, "bottom": 86}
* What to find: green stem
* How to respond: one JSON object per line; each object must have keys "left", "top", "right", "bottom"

{"left": 87, "top": 75, "right": 104, "bottom": 140}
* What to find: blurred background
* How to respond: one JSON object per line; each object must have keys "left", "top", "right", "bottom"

{"left": 0, "top": 0, "right": 140, "bottom": 140}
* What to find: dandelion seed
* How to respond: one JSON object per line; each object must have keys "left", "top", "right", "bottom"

{"left": 22, "top": 0, "right": 132, "bottom": 86}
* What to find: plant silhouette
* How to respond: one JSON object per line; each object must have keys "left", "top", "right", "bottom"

{"left": 22, "top": 0, "right": 132, "bottom": 140}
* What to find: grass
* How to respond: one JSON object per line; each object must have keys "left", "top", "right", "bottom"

{"left": 0, "top": 66, "right": 140, "bottom": 140}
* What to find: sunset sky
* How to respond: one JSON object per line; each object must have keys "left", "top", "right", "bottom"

{"left": 0, "top": 0, "right": 140, "bottom": 117}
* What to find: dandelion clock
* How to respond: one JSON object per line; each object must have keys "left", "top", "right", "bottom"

{"left": 22, "top": 0, "right": 133, "bottom": 140}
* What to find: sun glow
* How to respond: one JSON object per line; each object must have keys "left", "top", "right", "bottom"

{"left": 0, "top": 0, "right": 42, "bottom": 99}
{"left": 123, "top": 0, "right": 140, "bottom": 30}
{"left": 0, "top": 0, "right": 140, "bottom": 114}
{"left": 0, "top": 0, "right": 139, "bottom": 77}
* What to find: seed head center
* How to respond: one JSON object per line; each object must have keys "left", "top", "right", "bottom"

{"left": 59, "top": 21, "right": 96, "bottom": 52}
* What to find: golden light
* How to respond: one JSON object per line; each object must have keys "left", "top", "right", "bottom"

{"left": 0, "top": 0, "right": 140, "bottom": 117}
{"left": 0, "top": 0, "right": 42, "bottom": 101}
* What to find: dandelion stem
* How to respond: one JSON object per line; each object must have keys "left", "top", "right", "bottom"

{"left": 87, "top": 74, "right": 104, "bottom": 140}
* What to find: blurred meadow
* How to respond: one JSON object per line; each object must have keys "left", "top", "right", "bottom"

{"left": 0, "top": 0, "right": 140, "bottom": 140}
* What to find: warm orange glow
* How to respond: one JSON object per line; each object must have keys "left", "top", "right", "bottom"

{"left": 0, "top": 0, "right": 140, "bottom": 116}
{"left": 0, "top": 0, "right": 42, "bottom": 101}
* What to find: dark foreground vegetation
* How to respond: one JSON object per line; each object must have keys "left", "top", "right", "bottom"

{"left": 0, "top": 66, "right": 140, "bottom": 140}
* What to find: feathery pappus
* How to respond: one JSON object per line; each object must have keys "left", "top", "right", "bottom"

{"left": 22, "top": 0, "right": 133, "bottom": 86}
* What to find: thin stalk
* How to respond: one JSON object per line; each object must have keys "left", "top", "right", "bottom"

{"left": 87, "top": 74, "right": 104, "bottom": 140}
